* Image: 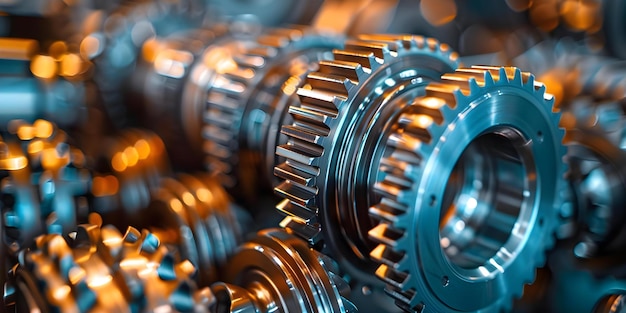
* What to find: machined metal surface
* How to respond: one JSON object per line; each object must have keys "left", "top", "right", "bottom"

{"left": 198, "top": 27, "right": 343, "bottom": 192}
{"left": 274, "top": 34, "right": 459, "bottom": 310}
{"left": 4, "top": 222, "right": 214, "bottom": 312}
{"left": 369, "top": 66, "right": 567, "bottom": 312}
{"left": 2, "top": 1, "right": 626, "bottom": 312}
{"left": 215, "top": 228, "right": 357, "bottom": 313}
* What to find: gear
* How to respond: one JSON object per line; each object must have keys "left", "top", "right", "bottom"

{"left": 199, "top": 26, "right": 342, "bottom": 193}
{"left": 4, "top": 222, "right": 214, "bottom": 312}
{"left": 90, "top": 128, "right": 169, "bottom": 215}
{"left": 1, "top": 120, "right": 90, "bottom": 255}
{"left": 86, "top": 0, "right": 205, "bottom": 129}
{"left": 368, "top": 66, "right": 567, "bottom": 312}
{"left": 545, "top": 242, "right": 626, "bottom": 313}
{"left": 214, "top": 228, "right": 357, "bottom": 313}
{"left": 564, "top": 100, "right": 626, "bottom": 258}
{"left": 145, "top": 173, "right": 244, "bottom": 286}
{"left": 273, "top": 34, "right": 459, "bottom": 310}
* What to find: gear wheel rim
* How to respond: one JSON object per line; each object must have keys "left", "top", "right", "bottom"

{"left": 200, "top": 26, "right": 342, "bottom": 190}
{"left": 368, "top": 66, "right": 567, "bottom": 312}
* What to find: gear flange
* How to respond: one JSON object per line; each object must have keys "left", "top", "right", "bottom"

{"left": 368, "top": 66, "right": 567, "bottom": 312}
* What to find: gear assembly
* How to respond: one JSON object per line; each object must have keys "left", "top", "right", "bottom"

{"left": 0, "top": 1, "right": 624, "bottom": 312}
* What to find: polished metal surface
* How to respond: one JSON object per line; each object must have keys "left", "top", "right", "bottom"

{"left": 1, "top": 1, "right": 626, "bottom": 312}
{"left": 274, "top": 34, "right": 459, "bottom": 311}
{"left": 5, "top": 222, "right": 214, "bottom": 312}
{"left": 214, "top": 228, "right": 357, "bottom": 313}
{"left": 369, "top": 66, "right": 567, "bottom": 312}
{"left": 199, "top": 27, "right": 342, "bottom": 191}
{"left": 1, "top": 120, "right": 90, "bottom": 254}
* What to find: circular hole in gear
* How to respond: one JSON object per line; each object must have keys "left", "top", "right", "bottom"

{"left": 439, "top": 127, "right": 535, "bottom": 269}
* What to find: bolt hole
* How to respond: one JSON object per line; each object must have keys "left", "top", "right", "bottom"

{"left": 538, "top": 217, "right": 544, "bottom": 227}
{"left": 442, "top": 276, "right": 449, "bottom": 287}
{"left": 429, "top": 195, "right": 436, "bottom": 207}
{"left": 537, "top": 131, "right": 543, "bottom": 143}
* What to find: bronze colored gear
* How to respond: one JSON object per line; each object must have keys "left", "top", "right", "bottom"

{"left": 1, "top": 120, "right": 90, "bottom": 256}
{"left": 273, "top": 34, "right": 459, "bottom": 310}
{"left": 214, "top": 228, "right": 357, "bottom": 313}
{"left": 368, "top": 66, "right": 567, "bottom": 312}
{"left": 199, "top": 26, "right": 343, "bottom": 192}
{"left": 4, "top": 223, "right": 214, "bottom": 312}
{"left": 147, "top": 173, "right": 242, "bottom": 286}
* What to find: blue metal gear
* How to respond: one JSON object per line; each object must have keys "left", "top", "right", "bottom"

{"left": 274, "top": 34, "right": 460, "bottom": 311}
{"left": 368, "top": 66, "right": 567, "bottom": 312}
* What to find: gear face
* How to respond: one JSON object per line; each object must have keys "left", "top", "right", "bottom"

{"left": 216, "top": 228, "right": 357, "bottom": 313}
{"left": 4, "top": 222, "right": 213, "bottom": 312}
{"left": 198, "top": 27, "right": 342, "bottom": 192}
{"left": 273, "top": 34, "right": 459, "bottom": 309}
{"left": 368, "top": 66, "right": 567, "bottom": 312}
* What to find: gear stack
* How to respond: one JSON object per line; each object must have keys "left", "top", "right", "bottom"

{"left": 4, "top": 223, "right": 356, "bottom": 313}
{"left": 1, "top": 1, "right": 626, "bottom": 312}
{"left": 274, "top": 34, "right": 459, "bottom": 310}
{"left": 0, "top": 120, "right": 91, "bottom": 257}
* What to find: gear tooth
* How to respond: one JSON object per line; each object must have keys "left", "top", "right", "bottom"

{"left": 333, "top": 48, "right": 381, "bottom": 72}
{"left": 368, "top": 223, "right": 404, "bottom": 248}
{"left": 288, "top": 106, "right": 334, "bottom": 129}
{"left": 274, "top": 162, "right": 316, "bottom": 187}
{"left": 468, "top": 77, "right": 482, "bottom": 95}
{"left": 425, "top": 82, "right": 459, "bottom": 107}
{"left": 318, "top": 60, "right": 368, "bottom": 82}
{"left": 281, "top": 125, "right": 325, "bottom": 144}
{"left": 440, "top": 103, "right": 458, "bottom": 122}
{"left": 344, "top": 39, "right": 390, "bottom": 59}
{"left": 123, "top": 226, "right": 141, "bottom": 244}
{"left": 297, "top": 88, "right": 343, "bottom": 115}
{"left": 370, "top": 244, "right": 406, "bottom": 269}
{"left": 483, "top": 69, "right": 496, "bottom": 87}
{"left": 275, "top": 139, "right": 323, "bottom": 165}
{"left": 306, "top": 72, "right": 356, "bottom": 96}
{"left": 513, "top": 67, "right": 524, "bottom": 86}
{"left": 375, "top": 263, "right": 409, "bottom": 289}
{"left": 525, "top": 72, "right": 536, "bottom": 90}
{"left": 274, "top": 180, "right": 317, "bottom": 209}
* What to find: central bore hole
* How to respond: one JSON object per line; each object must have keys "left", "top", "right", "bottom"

{"left": 439, "top": 129, "right": 532, "bottom": 269}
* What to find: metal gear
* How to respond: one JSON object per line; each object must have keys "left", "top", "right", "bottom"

{"left": 368, "top": 66, "right": 567, "bottom": 312}
{"left": 545, "top": 242, "right": 626, "bottom": 313}
{"left": 85, "top": 0, "right": 205, "bottom": 129}
{"left": 144, "top": 173, "right": 244, "bottom": 286}
{"left": 213, "top": 228, "right": 358, "bottom": 313}
{"left": 199, "top": 26, "right": 342, "bottom": 193}
{"left": 4, "top": 222, "right": 214, "bottom": 312}
{"left": 1, "top": 120, "right": 90, "bottom": 256}
{"left": 564, "top": 100, "right": 626, "bottom": 258}
{"left": 90, "top": 128, "right": 169, "bottom": 215}
{"left": 273, "top": 34, "right": 459, "bottom": 310}
{"left": 130, "top": 27, "right": 230, "bottom": 170}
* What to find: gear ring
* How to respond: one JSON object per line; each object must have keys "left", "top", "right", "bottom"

{"left": 199, "top": 26, "right": 342, "bottom": 191}
{"left": 368, "top": 66, "right": 567, "bottom": 312}
{"left": 274, "top": 34, "right": 460, "bottom": 310}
